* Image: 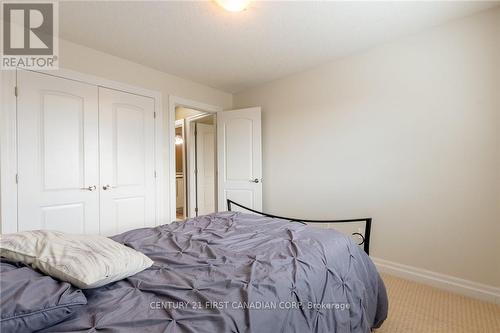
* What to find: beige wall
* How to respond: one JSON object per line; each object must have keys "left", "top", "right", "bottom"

{"left": 175, "top": 107, "right": 205, "bottom": 120}
{"left": 60, "top": 40, "right": 233, "bottom": 110}
{"left": 175, "top": 127, "right": 183, "bottom": 173}
{"left": 235, "top": 9, "right": 500, "bottom": 287}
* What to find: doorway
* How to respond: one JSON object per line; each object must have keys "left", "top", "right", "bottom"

{"left": 168, "top": 96, "right": 263, "bottom": 222}
{"left": 174, "top": 107, "right": 217, "bottom": 220}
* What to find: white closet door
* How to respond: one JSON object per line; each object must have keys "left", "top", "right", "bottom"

{"left": 217, "top": 107, "right": 262, "bottom": 212}
{"left": 98, "top": 88, "right": 156, "bottom": 235}
{"left": 17, "top": 70, "right": 100, "bottom": 233}
{"left": 196, "top": 123, "right": 216, "bottom": 215}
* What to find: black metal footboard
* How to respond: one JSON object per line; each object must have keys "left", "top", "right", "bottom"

{"left": 227, "top": 199, "right": 372, "bottom": 256}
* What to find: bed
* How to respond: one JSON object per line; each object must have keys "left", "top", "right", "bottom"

{"left": 1, "top": 205, "right": 388, "bottom": 332}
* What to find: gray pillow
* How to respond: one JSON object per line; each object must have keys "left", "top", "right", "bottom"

{"left": 0, "top": 259, "right": 87, "bottom": 332}
{"left": 0, "top": 230, "right": 154, "bottom": 289}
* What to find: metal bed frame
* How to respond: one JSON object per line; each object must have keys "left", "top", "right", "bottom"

{"left": 227, "top": 199, "right": 372, "bottom": 255}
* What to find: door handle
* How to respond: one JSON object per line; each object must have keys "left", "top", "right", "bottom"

{"left": 249, "top": 178, "right": 260, "bottom": 183}
{"left": 102, "top": 184, "right": 115, "bottom": 190}
{"left": 81, "top": 185, "right": 96, "bottom": 191}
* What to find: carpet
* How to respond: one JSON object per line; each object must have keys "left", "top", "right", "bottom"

{"left": 376, "top": 274, "right": 500, "bottom": 332}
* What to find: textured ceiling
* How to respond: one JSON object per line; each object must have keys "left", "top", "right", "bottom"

{"left": 60, "top": 1, "right": 498, "bottom": 93}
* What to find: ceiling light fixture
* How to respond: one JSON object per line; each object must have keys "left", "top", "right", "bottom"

{"left": 215, "top": 0, "right": 250, "bottom": 12}
{"left": 175, "top": 135, "right": 184, "bottom": 145}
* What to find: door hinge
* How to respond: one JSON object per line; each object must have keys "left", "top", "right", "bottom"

{"left": 195, "top": 207, "right": 198, "bottom": 213}
{"left": 154, "top": 170, "right": 157, "bottom": 178}
{"left": 14, "top": 86, "right": 18, "bottom": 97}
{"left": 15, "top": 174, "right": 19, "bottom": 184}
{"left": 153, "top": 112, "right": 156, "bottom": 119}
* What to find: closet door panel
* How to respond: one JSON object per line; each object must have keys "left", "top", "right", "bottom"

{"left": 17, "top": 70, "right": 100, "bottom": 233}
{"left": 98, "top": 88, "right": 155, "bottom": 236}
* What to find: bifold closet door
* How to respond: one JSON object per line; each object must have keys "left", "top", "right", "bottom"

{"left": 98, "top": 87, "right": 156, "bottom": 235}
{"left": 17, "top": 70, "right": 100, "bottom": 233}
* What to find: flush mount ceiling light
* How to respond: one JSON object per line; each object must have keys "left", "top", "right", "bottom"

{"left": 215, "top": 0, "right": 251, "bottom": 12}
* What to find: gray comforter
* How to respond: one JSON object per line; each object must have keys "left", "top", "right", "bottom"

{"left": 43, "top": 212, "right": 388, "bottom": 332}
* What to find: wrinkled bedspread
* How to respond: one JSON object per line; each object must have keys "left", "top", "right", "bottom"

{"left": 42, "top": 212, "right": 388, "bottom": 333}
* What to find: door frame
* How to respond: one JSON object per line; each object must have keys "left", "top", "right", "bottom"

{"left": 0, "top": 68, "right": 163, "bottom": 233}
{"left": 168, "top": 96, "right": 222, "bottom": 221}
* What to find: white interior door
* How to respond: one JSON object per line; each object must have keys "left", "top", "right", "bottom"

{"left": 17, "top": 70, "right": 100, "bottom": 233}
{"left": 217, "top": 107, "right": 262, "bottom": 212}
{"left": 98, "top": 87, "right": 156, "bottom": 235}
{"left": 196, "top": 123, "right": 216, "bottom": 215}
{"left": 186, "top": 118, "right": 196, "bottom": 218}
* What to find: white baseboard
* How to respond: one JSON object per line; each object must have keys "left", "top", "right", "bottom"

{"left": 371, "top": 257, "right": 500, "bottom": 304}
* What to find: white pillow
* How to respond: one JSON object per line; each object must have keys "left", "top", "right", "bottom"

{"left": 0, "top": 230, "right": 153, "bottom": 289}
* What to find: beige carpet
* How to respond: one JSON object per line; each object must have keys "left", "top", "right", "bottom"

{"left": 376, "top": 274, "right": 500, "bottom": 332}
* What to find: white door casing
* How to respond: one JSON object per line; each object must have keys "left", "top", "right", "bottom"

{"left": 196, "top": 123, "right": 216, "bottom": 215}
{"left": 98, "top": 87, "right": 156, "bottom": 235}
{"left": 17, "top": 70, "right": 100, "bottom": 233}
{"left": 217, "top": 107, "right": 262, "bottom": 212}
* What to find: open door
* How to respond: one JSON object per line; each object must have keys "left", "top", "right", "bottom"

{"left": 196, "top": 123, "right": 216, "bottom": 215}
{"left": 217, "top": 107, "right": 262, "bottom": 211}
